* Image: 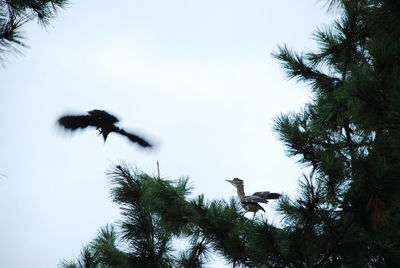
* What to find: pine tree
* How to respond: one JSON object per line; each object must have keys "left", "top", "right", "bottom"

{"left": 59, "top": 165, "right": 285, "bottom": 268}
{"left": 59, "top": 165, "right": 179, "bottom": 268}
{"left": 272, "top": 0, "right": 400, "bottom": 266}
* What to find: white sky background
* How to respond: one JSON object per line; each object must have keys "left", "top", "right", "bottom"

{"left": 0, "top": 1, "right": 334, "bottom": 267}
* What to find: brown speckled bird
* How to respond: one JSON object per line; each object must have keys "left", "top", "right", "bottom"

{"left": 226, "top": 178, "right": 281, "bottom": 215}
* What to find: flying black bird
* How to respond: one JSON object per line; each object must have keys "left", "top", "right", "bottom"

{"left": 58, "top": 109, "right": 153, "bottom": 148}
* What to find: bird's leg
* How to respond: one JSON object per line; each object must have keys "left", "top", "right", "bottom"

{"left": 96, "top": 126, "right": 103, "bottom": 135}
{"left": 94, "top": 129, "right": 104, "bottom": 142}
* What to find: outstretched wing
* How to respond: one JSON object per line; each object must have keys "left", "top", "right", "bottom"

{"left": 244, "top": 195, "right": 269, "bottom": 204}
{"left": 253, "top": 191, "right": 281, "bottom": 200}
{"left": 58, "top": 115, "right": 97, "bottom": 130}
{"left": 114, "top": 128, "right": 153, "bottom": 148}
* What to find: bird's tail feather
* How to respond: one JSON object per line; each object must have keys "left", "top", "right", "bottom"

{"left": 114, "top": 128, "right": 153, "bottom": 148}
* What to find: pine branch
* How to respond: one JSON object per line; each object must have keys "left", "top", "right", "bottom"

{"left": 0, "top": 0, "right": 69, "bottom": 60}
{"left": 272, "top": 45, "right": 342, "bottom": 93}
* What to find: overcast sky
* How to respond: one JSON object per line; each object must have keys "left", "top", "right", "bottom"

{"left": 0, "top": 1, "right": 333, "bottom": 267}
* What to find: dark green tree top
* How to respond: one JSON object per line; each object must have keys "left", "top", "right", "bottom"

{"left": 272, "top": 0, "right": 400, "bottom": 266}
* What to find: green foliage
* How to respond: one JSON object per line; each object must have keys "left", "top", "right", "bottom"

{"left": 271, "top": 0, "right": 400, "bottom": 266}
{"left": 61, "top": 165, "right": 286, "bottom": 267}
{"left": 0, "top": 0, "right": 68, "bottom": 61}
{"left": 91, "top": 225, "right": 128, "bottom": 267}
{"left": 59, "top": 245, "right": 99, "bottom": 268}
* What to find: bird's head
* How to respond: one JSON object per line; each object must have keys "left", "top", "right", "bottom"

{"left": 226, "top": 177, "right": 243, "bottom": 187}
{"left": 88, "top": 109, "right": 119, "bottom": 124}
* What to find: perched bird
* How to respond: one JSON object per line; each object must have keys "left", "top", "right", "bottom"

{"left": 58, "top": 109, "right": 153, "bottom": 148}
{"left": 226, "top": 178, "right": 281, "bottom": 215}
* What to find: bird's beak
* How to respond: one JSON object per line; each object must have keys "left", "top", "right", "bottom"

{"left": 226, "top": 179, "right": 234, "bottom": 184}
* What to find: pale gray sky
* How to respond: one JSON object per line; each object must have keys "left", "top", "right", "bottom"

{"left": 0, "top": 1, "right": 333, "bottom": 267}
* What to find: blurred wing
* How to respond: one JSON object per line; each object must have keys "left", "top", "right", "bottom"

{"left": 253, "top": 191, "right": 281, "bottom": 200}
{"left": 244, "top": 195, "right": 269, "bottom": 204}
{"left": 58, "top": 115, "right": 97, "bottom": 130}
{"left": 115, "top": 128, "right": 153, "bottom": 148}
